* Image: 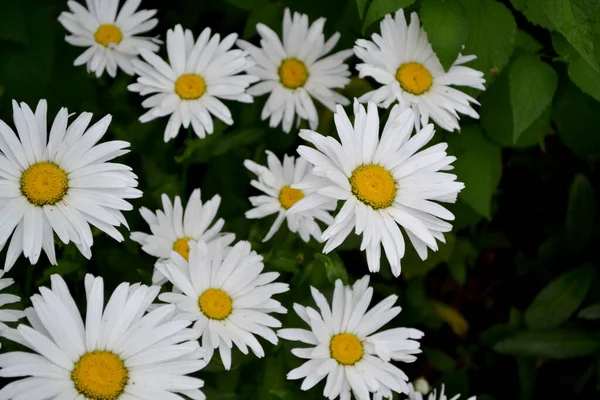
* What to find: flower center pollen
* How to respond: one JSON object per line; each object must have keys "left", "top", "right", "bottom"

{"left": 94, "top": 24, "right": 123, "bottom": 47}
{"left": 20, "top": 161, "right": 68, "bottom": 206}
{"left": 199, "top": 288, "right": 233, "bottom": 320}
{"left": 71, "top": 351, "right": 129, "bottom": 400}
{"left": 175, "top": 74, "right": 206, "bottom": 100}
{"left": 173, "top": 237, "right": 192, "bottom": 261}
{"left": 279, "top": 186, "right": 304, "bottom": 210}
{"left": 330, "top": 333, "right": 364, "bottom": 365}
{"left": 278, "top": 58, "right": 308, "bottom": 89}
{"left": 396, "top": 62, "right": 433, "bottom": 95}
{"left": 349, "top": 164, "right": 396, "bottom": 209}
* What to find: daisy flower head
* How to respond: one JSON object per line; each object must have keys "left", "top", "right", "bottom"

{"left": 0, "top": 270, "right": 25, "bottom": 346}
{"left": 130, "top": 189, "right": 235, "bottom": 284}
{"left": 278, "top": 275, "right": 424, "bottom": 400}
{"left": 129, "top": 24, "right": 259, "bottom": 142}
{"left": 406, "top": 382, "right": 475, "bottom": 400}
{"left": 244, "top": 150, "right": 335, "bottom": 243}
{"left": 0, "top": 100, "right": 142, "bottom": 272}
{"left": 155, "top": 239, "right": 289, "bottom": 370}
{"left": 237, "top": 8, "right": 353, "bottom": 133}
{"left": 58, "top": 0, "right": 161, "bottom": 78}
{"left": 288, "top": 100, "right": 464, "bottom": 277}
{"left": 354, "top": 10, "right": 485, "bottom": 132}
{"left": 0, "top": 274, "right": 206, "bottom": 400}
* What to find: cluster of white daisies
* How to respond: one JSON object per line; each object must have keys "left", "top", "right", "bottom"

{"left": 0, "top": 0, "right": 484, "bottom": 399}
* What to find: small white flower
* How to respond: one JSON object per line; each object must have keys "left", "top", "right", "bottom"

{"left": 129, "top": 24, "right": 258, "bottom": 142}
{"left": 0, "top": 270, "right": 25, "bottom": 348}
{"left": 156, "top": 240, "right": 289, "bottom": 370}
{"left": 405, "top": 383, "right": 475, "bottom": 400}
{"left": 58, "top": 0, "right": 161, "bottom": 78}
{"left": 244, "top": 151, "right": 335, "bottom": 242}
{"left": 130, "top": 189, "right": 234, "bottom": 284}
{"left": 278, "top": 275, "right": 424, "bottom": 400}
{"left": 237, "top": 8, "right": 353, "bottom": 133}
{"left": 0, "top": 274, "right": 206, "bottom": 400}
{"left": 289, "top": 101, "right": 464, "bottom": 277}
{"left": 354, "top": 10, "right": 485, "bottom": 132}
{"left": 0, "top": 100, "right": 141, "bottom": 271}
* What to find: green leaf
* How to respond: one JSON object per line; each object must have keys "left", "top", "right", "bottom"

{"left": 524, "top": 264, "right": 596, "bottom": 329}
{"left": 243, "top": 3, "right": 283, "bottom": 39}
{"left": 515, "top": 30, "right": 544, "bottom": 53}
{"left": 463, "top": 0, "right": 516, "bottom": 78}
{"left": 552, "top": 32, "right": 581, "bottom": 62}
{"left": 176, "top": 128, "right": 264, "bottom": 164}
{"left": 578, "top": 303, "right": 600, "bottom": 320}
{"left": 566, "top": 174, "right": 596, "bottom": 251}
{"left": 314, "top": 253, "right": 349, "bottom": 285}
{"left": 568, "top": 57, "right": 600, "bottom": 101}
{"left": 357, "top": 0, "right": 370, "bottom": 19}
{"left": 494, "top": 329, "right": 600, "bottom": 359}
{"left": 509, "top": 54, "right": 558, "bottom": 142}
{"left": 362, "top": 0, "right": 415, "bottom": 33}
{"left": 420, "top": 0, "right": 469, "bottom": 70}
{"left": 517, "top": 358, "right": 535, "bottom": 400}
{"left": 510, "top": 0, "right": 554, "bottom": 29}
{"left": 424, "top": 348, "right": 456, "bottom": 372}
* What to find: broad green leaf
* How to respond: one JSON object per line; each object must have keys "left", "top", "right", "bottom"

{"left": 315, "top": 253, "right": 349, "bottom": 285}
{"left": 420, "top": 0, "right": 469, "bottom": 70}
{"left": 509, "top": 54, "right": 558, "bottom": 142}
{"left": 568, "top": 57, "right": 600, "bottom": 101}
{"left": 357, "top": 0, "right": 370, "bottom": 19}
{"left": 515, "top": 30, "right": 544, "bottom": 53}
{"left": 524, "top": 264, "right": 595, "bottom": 329}
{"left": 552, "top": 32, "right": 580, "bottom": 62}
{"left": 517, "top": 358, "right": 535, "bottom": 400}
{"left": 494, "top": 329, "right": 600, "bottom": 359}
{"left": 510, "top": 0, "right": 554, "bottom": 29}
{"left": 402, "top": 234, "right": 455, "bottom": 278}
{"left": 243, "top": 3, "right": 283, "bottom": 39}
{"left": 362, "top": 0, "right": 415, "bottom": 33}
{"left": 566, "top": 175, "right": 596, "bottom": 251}
{"left": 463, "top": 0, "right": 516, "bottom": 78}
{"left": 578, "top": 303, "right": 600, "bottom": 320}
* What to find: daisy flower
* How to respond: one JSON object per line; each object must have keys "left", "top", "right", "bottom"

{"left": 237, "top": 8, "right": 353, "bottom": 133}
{"left": 155, "top": 239, "right": 289, "bottom": 370}
{"left": 129, "top": 24, "right": 258, "bottom": 142}
{"left": 0, "top": 270, "right": 25, "bottom": 347}
{"left": 130, "top": 189, "right": 235, "bottom": 284}
{"left": 0, "top": 100, "right": 141, "bottom": 271}
{"left": 405, "top": 383, "right": 475, "bottom": 400}
{"left": 354, "top": 10, "right": 485, "bottom": 132}
{"left": 288, "top": 101, "right": 464, "bottom": 277}
{"left": 244, "top": 150, "right": 335, "bottom": 242}
{"left": 278, "top": 275, "right": 424, "bottom": 400}
{"left": 58, "top": 0, "right": 161, "bottom": 78}
{"left": 0, "top": 274, "right": 206, "bottom": 400}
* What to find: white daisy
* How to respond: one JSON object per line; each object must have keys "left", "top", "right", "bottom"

{"left": 244, "top": 150, "right": 335, "bottom": 242}
{"left": 354, "top": 10, "right": 485, "bottom": 132}
{"left": 237, "top": 8, "right": 353, "bottom": 133}
{"left": 58, "top": 0, "right": 161, "bottom": 78}
{"left": 155, "top": 239, "right": 289, "bottom": 370}
{"left": 0, "top": 274, "right": 206, "bottom": 400}
{"left": 129, "top": 24, "right": 258, "bottom": 142}
{"left": 0, "top": 100, "right": 141, "bottom": 271}
{"left": 278, "top": 275, "right": 424, "bottom": 400}
{"left": 0, "top": 270, "right": 25, "bottom": 348}
{"left": 288, "top": 101, "right": 464, "bottom": 277}
{"left": 405, "top": 383, "right": 475, "bottom": 400}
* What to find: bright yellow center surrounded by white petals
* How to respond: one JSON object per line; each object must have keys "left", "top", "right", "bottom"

{"left": 94, "top": 24, "right": 123, "bottom": 47}
{"left": 349, "top": 164, "right": 396, "bottom": 209}
{"left": 278, "top": 58, "right": 308, "bottom": 89}
{"left": 20, "top": 162, "right": 68, "bottom": 206}
{"left": 279, "top": 186, "right": 304, "bottom": 209}
{"left": 71, "top": 351, "right": 128, "bottom": 400}
{"left": 199, "top": 288, "right": 233, "bottom": 320}
{"left": 396, "top": 62, "right": 433, "bottom": 95}
{"left": 173, "top": 237, "right": 191, "bottom": 260}
{"left": 175, "top": 74, "right": 206, "bottom": 100}
{"left": 330, "top": 333, "right": 364, "bottom": 365}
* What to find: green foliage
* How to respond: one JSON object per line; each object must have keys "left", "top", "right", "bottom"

{"left": 495, "top": 329, "right": 600, "bottom": 359}
{"left": 362, "top": 0, "right": 416, "bottom": 32}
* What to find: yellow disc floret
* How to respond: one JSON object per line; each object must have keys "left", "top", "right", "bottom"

{"left": 278, "top": 186, "right": 304, "bottom": 210}
{"left": 71, "top": 351, "right": 129, "bottom": 400}
{"left": 278, "top": 58, "right": 309, "bottom": 89}
{"left": 20, "top": 161, "right": 68, "bottom": 206}
{"left": 175, "top": 74, "right": 206, "bottom": 100}
{"left": 173, "top": 237, "right": 192, "bottom": 261}
{"left": 349, "top": 164, "right": 397, "bottom": 210}
{"left": 94, "top": 24, "right": 123, "bottom": 47}
{"left": 396, "top": 62, "right": 433, "bottom": 95}
{"left": 330, "top": 333, "right": 364, "bottom": 365}
{"left": 199, "top": 288, "right": 233, "bottom": 320}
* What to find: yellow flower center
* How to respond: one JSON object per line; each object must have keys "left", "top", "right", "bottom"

{"left": 175, "top": 74, "right": 206, "bottom": 100}
{"left": 349, "top": 164, "right": 397, "bottom": 210}
{"left": 20, "top": 162, "right": 68, "bottom": 206}
{"left": 396, "top": 62, "right": 433, "bottom": 95}
{"left": 173, "top": 237, "right": 192, "bottom": 261}
{"left": 199, "top": 288, "right": 233, "bottom": 320}
{"left": 278, "top": 58, "right": 308, "bottom": 89}
{"left": 278, "top": 186, "right": 304, "bottom": 210}
{"left": 94, "top": 24, "right": 123, "bottom": 47}
{"left": 330, "top": 333, "right": 364, "bottom": 365}
{"left": 71, "top": 351, "right": 129, "bottom": 400}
